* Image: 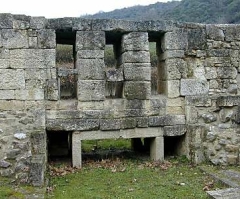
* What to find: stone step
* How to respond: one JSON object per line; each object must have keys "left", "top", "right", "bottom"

{"left": 207, "top": 188, "right": 240, "bottom": 199}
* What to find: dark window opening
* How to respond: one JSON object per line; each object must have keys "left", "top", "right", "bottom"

{"left": 164, "top": 135, "right": 186, "bottom": 157}
{"left": 148, "top": 32, "right": 165, "bottom": 95}
{"left": 56, "top": 30, "right": 77, "bottom": 99}
{"left": 105, "top": 32, "right": 123, "bottom": 99}
{"left": 47, "top": 131, "right": 72, "bottom": 162}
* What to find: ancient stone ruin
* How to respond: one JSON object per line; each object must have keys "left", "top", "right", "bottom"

{"left": 0, "top": 14, "right": 240, "bottom": 186}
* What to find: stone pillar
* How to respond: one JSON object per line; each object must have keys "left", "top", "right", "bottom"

{"left": 150, "top": 136, "right": 164, "bottom": 161}
{"left": 76, "top": 31, "right": 106, "bottom": 101}
{"left": 121, "top": 32, "right": 151, "bottom": 100}
{"left": 72, "top": 132, "right": 82, "bottom": 168}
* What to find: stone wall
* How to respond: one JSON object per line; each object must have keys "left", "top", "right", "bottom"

{"left": 0, "top": 14, "right": 239, "bottom": 186}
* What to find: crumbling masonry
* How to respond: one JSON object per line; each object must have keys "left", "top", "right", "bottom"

{"left": 0, "top": 14, "right": 240, "bottom": 186}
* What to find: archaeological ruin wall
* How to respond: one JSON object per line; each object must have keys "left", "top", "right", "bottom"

{"left": 0, "top": 14, "right": 240, "bottom": 186}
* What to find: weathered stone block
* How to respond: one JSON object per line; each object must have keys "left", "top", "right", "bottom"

{"left": 136, "top": 117, "right": 149, "bottom": 128}
{"left": 206, "top": 25, "right": 225, "bottom": 41}
{"left": 100, "top": 119, "right": 121, "bottom": 130}
{"left": 29, "top": 154, "right": 45, "bottom": 186}
{"left": 121, "top": 118, "right": 136, "bottom": 129}
{"left": 76, "top": 59, "right": 105, "bottom": 80}
{"left": 217, "top": 67, "right": 237, "bottom": 79}
{"left": 78, "top": 80, "right": 105, "bottom": 101}
{"left": 120, "top": 51, "right": 150, "bottom": 63}
{"left": 159, "top": 59, "right": 185, "bottom": 80}
{"left": 159, "top": 80, "right": 180, "bottom": 98}
{"left": 121, "top": 32, "right": 149, "bottom": 52}
{"left": 0, "top": 14, "right": 13, "bottom": 29}
{"left": 166, "top": 106, "right": 184, "bottom": 115}
{"left": 0, "top": 69, "right": 25, "bottom": 89}
{"left": 72, "top": 18, "right": 92, "bottom": 31}
{"left": 30, "top": 17, "right": 47, "bottom": 29}
{"left": 105, "top": 68, "right": 123, "bottom": 82}
{"left": 46, "top": 119, "right": 99, "bottom": 131}
{"left": 2, "top": 29, "right": 28, "bottom": 49}
{"left": 0, "top": 90, "right": 14, "bottom": 100}
{"left": 6, "top": 149, "right": 21, "bottom": 159}
{"left": 31, "top": 131, "right": 46, "bottom": 155}
{"left": 160, "top": 50, "right": 185, "bottom": 60}
{"left": 162, "top": 29, "right": 188, "bottom": 50}
{"left": 77, "top": 50, "right": 104, "bottom": 59}
{"left": 207, "top": 49, "right": 230, "bottom": 57}
{"left": 37, "top": 29, "right": 56, "bottom": 49}
{"left": 124, "top": 64, "right": 151, "bottom": 81}
{"left": 188, "top": 28, "right": 206, "bottom": 50}
{"left": 15, "top": 89, "right": 45, "bottom": 100}
{"left": 186, "top": 106, "right": 198, "bottom": 124}
{"left": 124, "top": 81, "right": 151, "bottom": 100}
{"left": 164, "top": 125, "right": 186, "bottom": 136}
{"left": 76, "top": 31, "right": 105, "bottom": 50}
{"left": 224, "top": 26, "right": 240, "bottom": 41}
{"left": 181, "top": 79, "right": 209, "bottom": 96}
{"left": 217, "top": 96, "right": 240, "bottom": 107}
{"left": 149, "top": 115, "right": 185, "bottom": 127}
{"left": 185, "top": 96, "right": 211, "bottom": 107}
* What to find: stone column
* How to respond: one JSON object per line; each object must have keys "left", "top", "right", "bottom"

{"left": 121, "top": 32, "right": 151, "bottom": 100}
{"left": 150, "top": 136, "right": 164, "bottom": 161}
{"left": 76, "top": 31, "right": 106, "bottom": 101}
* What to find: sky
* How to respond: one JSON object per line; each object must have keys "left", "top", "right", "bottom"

{"left": 0, "top": 0, "right": 179, "bottom": 18}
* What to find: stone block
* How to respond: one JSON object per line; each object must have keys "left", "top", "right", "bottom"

{"left": 181, "top": 79, "right": 209, "bottom": 96}
{"left": 124, "top": 64, "right": 151, "bottom": 81}
{"left": 31, "top": 131, "right": 46, "bottom": 155}
{"left": 77, "top": 50, "right": 104, "bottom": 59}
{"left": 121, "top": 32, "right": 149, "bottom": 52}
{"left": 121, "top": 118, "right": 136, "bottom": 129}
{"left": 207, "top": 49, "right": 230, "bottom": 57}
{"left": 160, "top": 50, "right": 185, "bottom": 60}
{"left": 0, "top": 14, "right": 13, "bottom": 29}
{"left": 206, "top": 25, "right": 225, "bottom": 41}
{"left": 136, "top": 117, "right": 149, "bottom": 128}
{"left": 205, "top": 67, "right": 217, "bottom": 80}
{"left": 124, "top": 81, "right": 151, "bottom": 100}
{"left": 120, "top": 51, "right": 150, "bottom": 63}
{"left": 72, "top": 18, "right": 92, "bottom": 31}
{"left": 0, "top": 90, "right": 14, "bottom": 100}
{"left": 78, "top": 80, "right": 105, "bottom": 101}
{"left": 149, "top": 115, "right": 185, "bottom": 127}
{"left": 30, "top": 17, "right": 47, "bottom": 29}
{"left": 100, "top": 119, "right": 121, "bottom": 130}
{"left": 207, "top": 188, "right": 240, "bottom": 199}
{"left": 46, "top": 119, "right": 99, "bottom": 131}
{"left": 29, "top": 37, "right": 38, "bottom": 48}
{"left": 187, "top": 28, "right": 206, "bottom": 50}
{"left": 159, "top": 58, "right": 186, "bottom": 80}
{"left": 29, "top": 154, "right": 45, "bottom": 186}
{"left": 0, "top": 69, "right": 25, "bottom": 89}
{"left": 76, "top": 31, "right": 105, "bottom": 50}
{"left": 186, "top": 106, "right": 198, "bottom": 124}
{"left": 0, "top": 48, "right": 9, "bottom": 59}
{"left": 15, "top": 89, "right": 45, "bottom": 100}
{"left": 76, "top": 59, "right": 105, "bottom": 80}
{"left": 46, "top": 79, "right": 59, "bottom": 101}
{"left": 217, "top": 96, "right": 240, "bottom": 107}
{"left": 159, "top": 80, "right": 180, "bottom": 98}
{"left": 185, "top": 96, "right": 211, "bottom": 107}
{"left": 0, "top": 100, "right": 25, "bottom": 111}
{"left": 37, "top": 29, "right": 56, "bottom": 49}
{"left": 162, "top": 29, "right": 188, "bottom": 50}
{"left": 164, "top": 125, "right": 186, "bottom": 136}
{"left": 1, "top": 29, "right": 28, "bottom": 49}
{"left": 6, "top": 149, "right": 21, "bottom": 160}
{"left": 217, "top": 67, "right": 237, "bottom": 79}
{"left": 166, "top": 106, "right": 184, "bottom": 115}
{"left": 91, "top": 19, "right": 138, "bottom": 31}
{"left": 224, "top": 26, "right": 240, "bottom": 41}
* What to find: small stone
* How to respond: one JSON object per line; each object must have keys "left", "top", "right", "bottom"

{"left": 14, "top": 132, "right": 26, "bottom": 140}
{"left": 0, "top": 160, "right": 12, "bottom": 168}
{"left": 0, "top": 168, "right": 14, "bottom": 177}
{"left": 0, "top": 129, "right": 3, "bottom": 134}
{"left": 206, "top": 132, "right": 217, "bottom": 142}
{"left": 202, "top": 113, "right": 217, "bottom": 123}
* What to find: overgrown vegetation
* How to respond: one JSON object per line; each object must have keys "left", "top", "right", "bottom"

{"left": 82, "top": 0, "right": 240, "bottom": 24}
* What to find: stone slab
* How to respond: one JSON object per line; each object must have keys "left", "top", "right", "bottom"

{"left": 180, "top": 79, "right": 209, "bottom": 96}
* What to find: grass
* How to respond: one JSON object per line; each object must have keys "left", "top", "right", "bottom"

{"left": 46, "top": 158, "right": 226, "bottom": 199}
{"left": 46, "top": 139, "right": 226, "bottom": 199}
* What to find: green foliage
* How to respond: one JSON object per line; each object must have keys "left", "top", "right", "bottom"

{"left": 82, "top": 0, "right": 240, "bottom": 24}
{"left": 56, "top": 44, "right": 74, "bottom": 64}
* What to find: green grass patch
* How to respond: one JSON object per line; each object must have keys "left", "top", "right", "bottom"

{"left": 82, "top": 139, "right": 131, "bottom": 152}
{"left": 47, "top": 158, "right": 225, "bottom": 199}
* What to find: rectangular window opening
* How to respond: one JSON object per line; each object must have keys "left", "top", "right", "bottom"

{"left": 149, "top": 32, "right": 165, "bottom": 95}
{"left": 56, "top": 30, "right": 77, "bottom": 100}
{"left": 104, "top": 41, "right": 123, "bottom": 99}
